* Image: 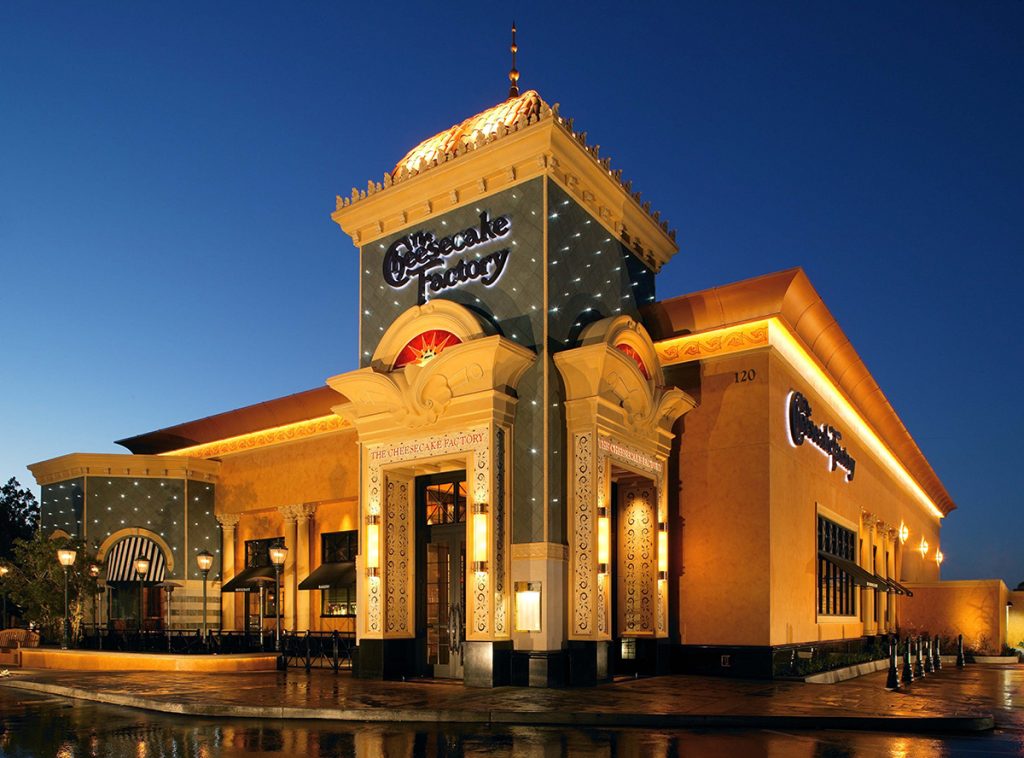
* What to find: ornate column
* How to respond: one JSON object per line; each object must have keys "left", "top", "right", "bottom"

{"left": 278, "top": 505, "right": 300, "bottom": 631}
{"left": 217, "top": 513, "right": 240, "bottom": 631}
{"left": 294, "top": 504, "right": 316, "bottom": 632}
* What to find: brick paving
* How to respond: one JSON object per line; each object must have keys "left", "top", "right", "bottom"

{"left": 4, "top": 662, "right": 1021, "bottom": 732}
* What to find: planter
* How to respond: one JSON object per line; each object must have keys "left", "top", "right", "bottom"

{"left": 804, "top": 657, "right": 889, "bottom": 684}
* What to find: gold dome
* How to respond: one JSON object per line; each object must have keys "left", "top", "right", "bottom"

{"left": 393, "top": 90, "right": 543, "bottom": 176}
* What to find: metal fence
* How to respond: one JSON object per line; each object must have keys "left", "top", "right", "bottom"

{"left": 74, "top": 625, "right": 355, "bottom": 670}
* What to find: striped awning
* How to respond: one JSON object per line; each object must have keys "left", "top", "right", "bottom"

{"left": 105, "top": 536, "right": 167, "bottom": 583}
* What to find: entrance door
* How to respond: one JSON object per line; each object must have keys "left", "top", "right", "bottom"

{"left": 418, "top": 472, "right": 467, "bottom": 680}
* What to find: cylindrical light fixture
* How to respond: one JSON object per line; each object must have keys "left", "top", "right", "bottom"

{"left": 935, "top": 549, "right": 944, "bottom": 566}
{"left": 597, "top": 506, "right": 610, "bottom": 575}
{"left": 365, "top": 514, "right": 380, "bottom": 576}
{"left": 918, "top": 538, "right": 929, "bottom": 558}
{"left": 658, "top": 523, "right": 668, "bottom": 580}
{"left": 472, "top": 503, "right": 488, "bottom": 572}
{"left": 899, "top": 522, "right": 909, "bottom": 544}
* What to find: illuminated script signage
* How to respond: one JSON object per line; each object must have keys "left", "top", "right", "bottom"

{"left": 786, "top": 391, "right": 856, "bottom": 481}
{"left": 367, "top": 429, "right": 487, "bottom": 464}
{"left": 382, "top": 211, "right": 511, "bottom": 304}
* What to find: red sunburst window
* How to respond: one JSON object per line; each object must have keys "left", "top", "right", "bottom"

{"left": 614, "top": 343, "right": 651, "bottom": 380}
{"left": 392, "top": 330, "right": 462, "bottom": 369}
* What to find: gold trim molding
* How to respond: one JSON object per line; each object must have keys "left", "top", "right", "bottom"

{"left": 28, "top": 453, "right": 220, "bottom": 486}
{"left": 159, "top": 415, "right": 351, "bottom": 459}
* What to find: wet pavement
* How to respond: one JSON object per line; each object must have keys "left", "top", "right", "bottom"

{"left": 2, "top": 686, "right": 1024, "bottom": 758}
{"left": 3, "top": 663, "right": 1022, "bottom": 733}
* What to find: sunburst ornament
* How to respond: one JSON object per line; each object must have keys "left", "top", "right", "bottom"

{"left": 392, "top": 329, "right": 462, "bottom": 369}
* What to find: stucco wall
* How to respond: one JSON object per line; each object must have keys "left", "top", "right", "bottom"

{"left": 216, "top": 430, "right": 359, "bottom": 514}
{"left": 901, "top": 580, "right": 1009, "bottom": 653}
{"left": 672, "top": 349, "right": 772, "bottom": 647}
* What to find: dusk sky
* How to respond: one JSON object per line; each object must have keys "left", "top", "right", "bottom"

{"left": 1, "top": 2, "right": 1021, "bottom": 583}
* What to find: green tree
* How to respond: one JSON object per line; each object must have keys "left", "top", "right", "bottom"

{"left": 0, "top": 533, "right": 101, "bottom": 642}
{"left": 0, "top": 477, "right": 39, "bottom": 560}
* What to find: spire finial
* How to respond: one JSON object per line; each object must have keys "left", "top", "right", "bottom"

{"left": 508, "top": 22, "right": 520, "bottom": 99}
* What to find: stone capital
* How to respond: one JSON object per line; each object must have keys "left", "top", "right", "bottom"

{"left": 216, "top": 513, "right": 240, "bottom": 529}
{"left": 278, "top": 503, "right": 314, "bottom": 523}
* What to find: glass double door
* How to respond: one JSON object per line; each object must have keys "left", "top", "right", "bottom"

{"left": 419, "top": 472, "right": 467, "bottom": 680}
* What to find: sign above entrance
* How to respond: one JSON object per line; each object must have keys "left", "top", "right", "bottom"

{"left": 382, "top": 211, "right": 512, "bottom": 304}
{"left": 786, "top": 391, "right": 856, "bottom": 481}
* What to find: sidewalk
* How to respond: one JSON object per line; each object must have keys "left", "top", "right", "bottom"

{"left": 4, "top": 662, "right": 1020, "bottom": 733}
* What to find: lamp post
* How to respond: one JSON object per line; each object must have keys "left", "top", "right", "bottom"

{"left": 268, "top": 543, "right": 288, "bottom": 653}
{"left": 0, "top": 564, "right": 9, "bottom": 630}
{"left": 196, "top": 550, "right": 214, "bottom": 641}
{"left": 57, "top": 548, "right": 77, "bottom": 650}
{"left": 134, "top": 556, "right": 151, "bottom": 635}
{"left": 88, "top": 564, "right": 101, "bottom": 649}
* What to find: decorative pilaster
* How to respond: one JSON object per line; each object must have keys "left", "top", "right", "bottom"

{"left": 216, "top": 513, "right": 240, "bottom": 631}
{"left": 278, "top": 505, "right": 302, "bottom": 631}
{"left": 294, "top": 503, "right": 316, "bottom": 631}
{"left": 861, "top": 513, "right": 877, "bottom": 634}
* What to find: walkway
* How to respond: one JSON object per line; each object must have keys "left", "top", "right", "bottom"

{"left": 4, "top": 663, "right": 1021, "bottom": 733}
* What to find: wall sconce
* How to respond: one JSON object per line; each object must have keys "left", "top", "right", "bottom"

{"left": 472, "top": 503, "right": 488, "bottom": 572}
{"left": 365, "top": 514, "right": 380, "bottom": 577}
{"left": 597, "top": 505, "right": 609, "bottom": 575}
{"left": 514, "top": 581, "right": 542, "bottom": 632}
{"left": 935, "top": 549, "right": 944, "bottom": 566}
{"left": 899, "top": 522, "right": 909, "bottom": 544}
{"left": 658, "top": 523, "right": 668, "bottom": 580}
{"left": 918, "top": 537, "right": 929, "bottom": 558}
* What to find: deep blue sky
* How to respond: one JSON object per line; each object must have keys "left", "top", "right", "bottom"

{"left": 1, "top": 2, "right": 1021, "bottom": 583}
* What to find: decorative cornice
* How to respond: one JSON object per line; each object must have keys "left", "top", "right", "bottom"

{"left": 655, "top": 321, "right": 770, "bottom": 366}
{"left": 158, "top": 414, "right": 351, "bottom": 459}
{"left": 28, "top": 453, "right": 220, "bottom": 486}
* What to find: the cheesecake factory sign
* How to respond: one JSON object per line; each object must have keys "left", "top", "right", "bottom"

{"left": 786, "top": 391, "right": 856, "bottom": 482}
{"left": 382, "top": 211, "right": 511, "bottom": 304}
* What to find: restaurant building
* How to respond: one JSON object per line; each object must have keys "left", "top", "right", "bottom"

{"left": 30, "top": 83, "right": 958, "bottom": 685}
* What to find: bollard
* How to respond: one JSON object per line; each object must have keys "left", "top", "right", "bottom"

{"left": 933, "top": 637, "right": 942, "bottom": 671}
{"left": 885, "top": 636, "right": 901, "bottom": 691}
{"left": 902, "top": 637, "right": 914, "bottom": 685}
{"left": 956, "top": 633, "right": 966, "bottom": 668}
{"left": 924, "top": 635, "right": 934, "bottom": 673}
{"left": 914, "top": 636, "right": 925, "bottom": 678}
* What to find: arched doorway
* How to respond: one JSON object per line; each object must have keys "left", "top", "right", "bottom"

{"left": 100, "top": 534, "right": 169, "bottom": 631}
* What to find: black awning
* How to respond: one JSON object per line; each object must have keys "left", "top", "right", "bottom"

{"left": 221, "top": 565, "right": 276, "bottom": 593}
{"left": 886, "top": 578, "right": 914, "bottom": 597}
{"left": 299, "top": 561, "right": 355, "bottom": 591}
{"left": 817, "top": 551, "right": 884, "bottom": 589}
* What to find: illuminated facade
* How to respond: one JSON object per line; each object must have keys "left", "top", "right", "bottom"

{"left": 30, "top": 89, "right": 960, "bottom": 684}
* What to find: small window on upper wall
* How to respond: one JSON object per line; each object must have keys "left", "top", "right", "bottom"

{"left": 322, "top": 530, "right": 358, "bottom": 563}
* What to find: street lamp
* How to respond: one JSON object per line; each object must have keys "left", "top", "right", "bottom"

{"left": 134, "top": 556, "right": 151, "bottom": 634}
{"left": 195, "top": 550, "right": 214, "bottom": 640}
{"left": 88, "top": 564, "right": 101, "bottom": 649}
{"left": 268, "top": 543, "right": 288, "bottom": 653}
{"left": 57, "top": 548, "right": 77, "bottom": 650}
{"left": 0, "top": 564, "right": 9, "bottom": 630}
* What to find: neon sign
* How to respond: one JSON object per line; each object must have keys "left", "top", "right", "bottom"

{"left": 786, "top": 390, "right": 856, "bottom": 481}
{"left": 382, "top": 211, "right": 511, "bottom": 304}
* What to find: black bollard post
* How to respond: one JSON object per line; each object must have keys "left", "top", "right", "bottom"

{"left": 886, "top": 636, "right": 901, "bottom": 691}
{"left": 902, "top": 637, "right": 914, "bottom": 685}
{"left": 924, "top": 635, "right": 934, "bottom": 673}
{"left": 914, "top": 636, "right": 925, "bottom": 677}
{"left": 933, "top": 637, "right": 942, "bottom": 671}
{"left": 956, "top": 633, "right": 966, "bottom": 668}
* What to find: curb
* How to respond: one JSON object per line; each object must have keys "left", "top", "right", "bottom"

{"left": 0, "top": 679, "right": 995, "bottom": 733}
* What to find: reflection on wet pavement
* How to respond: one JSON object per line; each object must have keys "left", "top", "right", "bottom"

{"left": 2, "top": 687, "right": 1023, "bottom": 758}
